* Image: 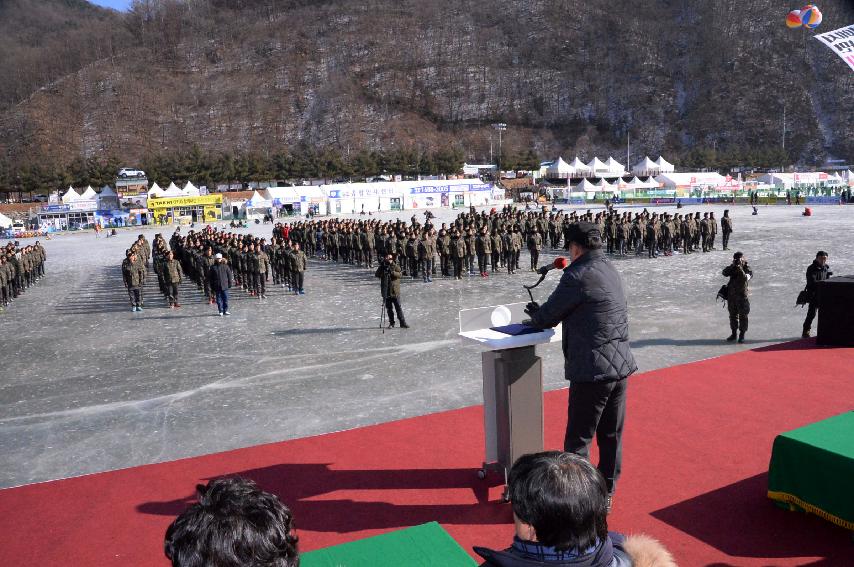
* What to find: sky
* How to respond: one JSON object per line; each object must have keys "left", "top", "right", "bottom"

{"left": 89, "top": 0, "right": 132, "bottom": 11}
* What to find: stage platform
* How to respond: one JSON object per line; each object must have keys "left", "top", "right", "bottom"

{"left": 0, "top": 338, "right": 852, "bottom": 566}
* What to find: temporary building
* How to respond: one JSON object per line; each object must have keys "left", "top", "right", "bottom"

{"left": 587, "top": 157, "right": 609, "bottom": 175}
{"left": 574, "top": 178, "right": 600, "bottom": 192}
{"left": 545, "top": 157, "right": 575, "bottom": 178}
{"left": 266, "top": 187, "right": 301, "bottom": 206}
{"left": 655, "top": 156, "right": 675, "bottom": 173}
{"left": 605, "top": 157, "right": 625, "bottom": 176}
{"left": 80, "top": 186, "right": 98, "bottom": 200}
{"left": 98, "top": 185, "right": 119, "bottom": 209}
{"left": 161, "top": 182, "right": 184, "bottom": 197}
{"left": 183, "top": 181, "right": 200, "bottom": 196}
{"left": 61, "top": 187, "right": 82, "bottom": 203}
{"left": 569, "top": 157, "right": 591, "bottom": 176}
{"left": 655, "top": 172, "right": 727, "bottom": 189}
{"left": 632, "top": 156, "right": 659, "bottom": 176}
{"left": 147, "top": 182, "right": 164, "bottom": 198}
{"left": 0, "top": 212, "right": 12, "bottom": 229}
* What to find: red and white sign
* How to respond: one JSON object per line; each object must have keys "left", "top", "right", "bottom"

{"left": 815, "top": 24, "right": 854, "bottom": 74}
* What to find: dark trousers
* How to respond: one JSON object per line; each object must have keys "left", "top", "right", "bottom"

{"left": 254, "top": 272, "right": 266, "bottom": 295}
{"left": 440, "top": 254, "right": 450, "bottom": 276}
{"left": 491, "top": 251, "right": 500, "bottom": 271}
{"left": 291, "top": 271, "right": 304, "bottom": 292}
{"left": 215, "top": 289, "right": 229, "bottom": 313}
{"left": 168, "top": 283, "right": 179, "bottom": 304}
{"left": 728, "top": 297, "right": 750, "bottom": 333}
{"left": 803, "top": 301, "right": 818, "bottom": 332}
{"left": 477, "top": 253, "right": 488, "bottom": 274}
{"left": 565, "top": 378, "right": 628, "bottom": 494}
{"left": 453, "top": 257, "right": 463, "bottom": 278}
{"left": 421, "top": 258, "right": 433, "bottom": 279}
{"left": 722, "top": 231, "right": 731, "bottom": 249}
{"left": 529, "top": 249, "right": 539, "bottom": 270}
{"left": 384, "top": 296, "right": 405, "bottom": 325}
{"left": 127, "top": 287, "right": 141, "bottom": 307}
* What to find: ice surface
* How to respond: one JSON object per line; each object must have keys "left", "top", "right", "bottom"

{"left": 1, "top": 203, "right": 851, "bottom": 488}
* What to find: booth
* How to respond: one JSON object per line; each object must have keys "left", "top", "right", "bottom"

{"left": 323, "top": 180, "right": 496, "bottom": 214}
{"left": 147, "top": 194, "right": 223, "bottom": 224}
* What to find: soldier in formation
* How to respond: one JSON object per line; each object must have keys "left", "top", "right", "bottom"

{"left": 1, "top": 241, "right": 47, "bottom": 311}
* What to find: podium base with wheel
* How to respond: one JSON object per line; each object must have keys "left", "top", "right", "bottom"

{"left": 459, "top": 303, "right": 560, "bottom": 500}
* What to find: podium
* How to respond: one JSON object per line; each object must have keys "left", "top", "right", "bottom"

{"left": 816, "top": 276, "right": 854, "bottom": 346}
{"left": 459, "top": 303, "right": 561, "bottom": 498}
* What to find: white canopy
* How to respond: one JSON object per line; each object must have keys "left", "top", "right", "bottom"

{"left": 245, "top": 190, "right": 272, "bottom": 208}
{"left": 80, "top": 186, "right": 97, "bottom": 200}
{"left": 656, "top": 172, "right": 726, "bottom": 188}
{"left": 266, "top": 186, "right": 301, "bottom": 204}
{"left": 632, "top": 156, "right": 659, "bottom": 175}
{"left": 160, "top": 182, "right": 184, "bottom": 197}
{"left": 183, "top": 181, "right": 200, "bottom": 196}
{"left": 626, "top": 176, "right": 645, "bottom": 187}
{"left": 570, "top": 157, "right": 591, "bottom": 172}
{"left": 546, "top": 157, "right": 575, "bottom": 177}
{"left": 655, "top": 156, "right": 675, "bottom": 172}
{"left": 595, "top": 179, "right": 617, "bottom": 189}
{"left": 605, "top": 157, "right": 625, "bottom": 175}
{"left": 147, "top": 182, "right": 164, "bottom": 198}
{"left": 575, "top": 178, "right": 600, "bottom": 192}
{"left": 0, "top": 212, "right": 12, "bottom": 229}
{"left": 61, "top": 187, "right": 81, "bottom": 203}
{"left": 587, "top": 157, "right": 608, "bottom": 173}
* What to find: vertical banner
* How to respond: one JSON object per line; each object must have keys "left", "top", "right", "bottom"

{"left": 814, "top": 24, "right": 854, "bottom": 72}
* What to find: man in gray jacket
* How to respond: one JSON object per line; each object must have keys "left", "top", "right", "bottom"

{"left": 525, "top": 222, "right": 637, "bottom": 505}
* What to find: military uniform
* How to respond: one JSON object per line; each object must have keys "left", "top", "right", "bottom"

{"left": 722, "top": 256, "right": 752, "bottom": 342}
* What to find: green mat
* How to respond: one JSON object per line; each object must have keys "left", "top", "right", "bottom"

{"left": 300, "top": 521, "right": 478, "bottom": 567}
{"left": 768, "top": 411, "right": 854, "bottom": 530}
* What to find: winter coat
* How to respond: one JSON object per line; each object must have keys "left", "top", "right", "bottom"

{"left": 208, "top": 263, "right": 234, "bottom": 292}
{"left": 805, "top": 260, "right": 831, "bottom": 296}
{"left": 122, "top": 258, "right": 143, "bottom": 288}
{"left": 164, "top": 259, "right": 183, "bottom": 284}
{"left": 375, "top": 260, "right": 402, "bottom": 298}
{"left": 722, "top": 262, "right": 752, "bottom": 300}
{"left": 529, "top": 250, "right": 637, "bottom": 383}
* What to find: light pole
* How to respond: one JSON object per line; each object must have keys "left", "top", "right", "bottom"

{"left": 492, "top": 123, "right": 506, "bottom": 178}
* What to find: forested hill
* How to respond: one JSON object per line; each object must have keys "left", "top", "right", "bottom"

{"left": 1, "top": 0, "right": 853, "bottom": 181}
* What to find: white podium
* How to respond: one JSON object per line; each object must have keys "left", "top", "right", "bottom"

{"left": 459, "top": 302, "right": 561, "bottom": 498}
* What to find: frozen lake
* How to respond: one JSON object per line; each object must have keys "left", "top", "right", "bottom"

{"left": 1, "top": 203, "right": 852, "bottom": 488}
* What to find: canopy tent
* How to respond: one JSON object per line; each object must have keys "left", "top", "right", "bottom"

{"left": 99, "top": 185, "right": 117, "bottom": 197}
{"left": 632, "top": 156, "right": 659, "bottom": 175}
{"left": 147, "top": 182, "right": 164, "bottom": 198}
{"left": 574, "top": 178, "right": 600, "bottom": 192}
{"left": 244, "top": 190, "right": 272, "bottom": 208}
{"left": 655, "top": 156, "right": 675, "bottom": 172}
{"left": 587, "top": 157, "right": 609, "bottom": 174}
{"left": 266, "top": 186, "right": 301, "bottom": 205}
{"left": 605, "top": 157, "right": 625, "bottom": 176}
{"left": 61, "top": 187, "right": 82, "bottom": 203}
{"left": 182, "top": 181, "right": 200, "bottom": 196}
{"left": 80, "top": 186, "right": 97, "bottom": 200}
{"left": 656, "top": 172, "right": 726, "bottom": 188}
{"left": 595, "top": 179, "right": 617, "bottom": 190}
{"left": 0, "top": 212, "right": 12, "bottom": 229}
{"left": 569, "top": 157, "right": 591, "bottom": 173}
{"left": 625, "top": 176, "right": 646, "bottom": 187}
{"left": 160, "top": 182, "right": 184, "bottom": 197}
{"left": 545, "top": 157, "right": 575, "bottom": 178}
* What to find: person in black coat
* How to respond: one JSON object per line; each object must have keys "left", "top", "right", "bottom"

{"left": 208, "top": 253, "right": 234, "bottom": 316}
{"left": 803, "top": 251, "right": 832, "bottom": 338}
{"left": 525, "top": 222, "right": 637, "bottom": 500}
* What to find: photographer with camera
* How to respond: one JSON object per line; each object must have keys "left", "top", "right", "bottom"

{"left": 722, "top": 251, "right": 753, "bottom": 343}
{"left": 802, "top": 251, "right": 831, "bottom": 338}
{"left": 523, "top": 222, "right": 636, "bottom": 509}
{"left": 375, "top": 253, "right": 408, "bottom": 329}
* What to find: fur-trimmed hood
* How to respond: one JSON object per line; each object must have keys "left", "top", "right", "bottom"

{"left": 623, "top": 534, "right": 677, "bottom": 567}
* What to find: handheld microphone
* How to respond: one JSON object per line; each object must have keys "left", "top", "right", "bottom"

{"left": 536, "top": 256, "right": 568, "bottom": 275}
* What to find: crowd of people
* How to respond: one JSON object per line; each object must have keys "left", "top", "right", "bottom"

{"left": 0, "top": 241, "right": 47, "bottom": 312}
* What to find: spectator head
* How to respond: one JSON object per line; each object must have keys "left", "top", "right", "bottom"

{"left": 816, "top": 251, "right": 828, "bottom": 265}
{"left": 164, "top": 476, "right": 298, "bottom": 567}
{"left": 565, "top": 222, "right": 602, "bottom": 259}
{"left": 508, "top": 452, "right": 608, "bottom": 552}
{"left": 733, "top": 251, "right": 744, "bottom": 261}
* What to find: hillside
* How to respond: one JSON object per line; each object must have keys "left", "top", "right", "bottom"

{"left": 1, "top": 0, "right": 853, "bottom": 181}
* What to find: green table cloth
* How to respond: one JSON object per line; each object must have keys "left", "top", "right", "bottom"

{"left": 300, "top": 521, "right": 477, "bottom": 567}
{"left": 768, "top": 411, "right": 854, "bottom": 530}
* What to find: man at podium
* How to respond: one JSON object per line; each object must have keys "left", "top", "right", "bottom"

{"left": 524, "top": 221, "right": 637, "bottom": 507}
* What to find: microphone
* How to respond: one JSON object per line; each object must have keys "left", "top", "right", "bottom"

{"left": 536, "top": 256, "right": 568, "bottom": 275}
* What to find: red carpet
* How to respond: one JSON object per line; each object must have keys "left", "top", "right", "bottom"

{"left": 1, "top": 339, "right": 852, "bottom": 566}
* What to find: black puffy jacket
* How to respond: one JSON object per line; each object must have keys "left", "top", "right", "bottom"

{"left": 530, "top": 250, "right": 637, "bottom": 383}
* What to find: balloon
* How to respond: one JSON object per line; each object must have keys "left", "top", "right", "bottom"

{"left": 801, "top": 5, "right": 822, "bottom": 29}
{"left": 786, "top": 10, "right": 803, "bottom": 29}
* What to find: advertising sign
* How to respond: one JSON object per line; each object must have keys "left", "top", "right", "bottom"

{"left": 814, "top": 24, "right": 854, "bottom": 73}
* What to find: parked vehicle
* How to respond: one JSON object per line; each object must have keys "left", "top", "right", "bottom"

{"left": 118, "top": 168, "right": 146, "bottom": 178}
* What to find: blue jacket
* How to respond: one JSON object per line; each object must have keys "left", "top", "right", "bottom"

{"left": 475, "top": 533, "right": 632, "bottom": 567}
{"left": 530, "top": 250, "right": 636, "bottom": 383}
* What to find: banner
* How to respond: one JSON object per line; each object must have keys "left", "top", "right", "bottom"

{"left": 814, "top": 24, "right": 854, "bottom": 72}
{"left": 147, "top": 195, "right": 223, "bottom": 209}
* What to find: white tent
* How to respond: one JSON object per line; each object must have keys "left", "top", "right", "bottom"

{"left": 545, "top": 157, "right": 575, "bottom": 178}
{"left": 656, "top": 172, "right": 726, "bottom": 188}
{"left": 245, "top": 190, "right": 272, "bottom": 208}
{"left": 183, "top": 181, "right": 200, "bottom": 196}
{"left": 147, "top": 182, "right": 164, "bottom": 198}
{"left": 655, "top": 156, "right": 675, "bottom": 172}
{"left": 605, "top": 157, "right": 625, "bottom": 176}
{"left": 587, "top": 157, "right": 609, "bottom": 174}
{"left": 595, "top": 179, "right": 616, "bottom": 189}
{"left": 632, "top": 156, "right": 659, "bottom": 176}
{"left": 160, "top": 182, "right": 184, "bottom": 197}
{"left": 575, "top": 178, "right": 600, "bottom": 192}
{"left": 61, "top": 187, "right": 81, "bottom": 203}
{"left": 569, "top": 157, "right": 591, "bottom": 175}
{"left": 80, "top": 186, "right": 97, "bottom": 200}
{"left": 266, "top": 186, "right": 301, "bottom": 205}
{"left": 626, "top": 176, "right": 645, "bottom": 187}
{"left": 0, "top": 212, "right": 12, "bottom": 229}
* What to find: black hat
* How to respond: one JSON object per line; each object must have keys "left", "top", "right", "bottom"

{"left": 566, "top": 222, "right": 602, "bottom": 249}
{"left": 733, "top": 251, "right": 743, "bottom": 260}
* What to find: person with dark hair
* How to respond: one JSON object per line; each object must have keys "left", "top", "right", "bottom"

{"left": 375, "top": 253, "right": 408, "bottom": 328}
{"left": 164, "top": 476, "right": 299, "bottom": 567}
{"left": 524, "top": 222, "right": 637, "bottom": 507}
{"left": 721, "top": 210, "right": 733, "bottom": 250}
{"left": 722, "top": 251, "right": 752, "bottom": 343}
{"left": 802, "top": 251, "right": 831, "bottom": 338}
{"left": 474, "top": 451, "right": 674, "bottom": 567}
